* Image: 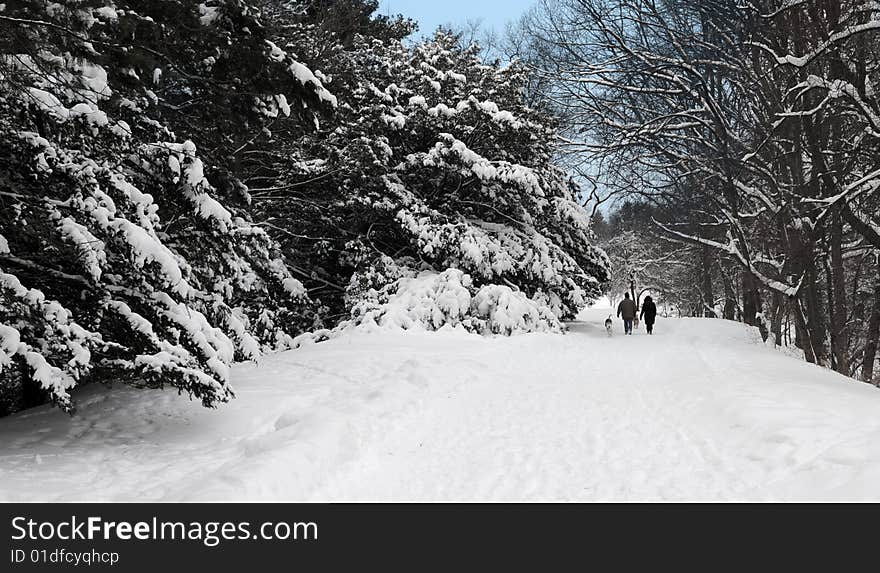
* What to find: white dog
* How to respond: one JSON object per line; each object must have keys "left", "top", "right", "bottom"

{"left": 604, "top": 315, "right": 613, "bottom": 336}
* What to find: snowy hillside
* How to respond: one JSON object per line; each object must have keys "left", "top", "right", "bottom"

{"left": 2, "top": 309, "right": 880, "bottom": 502}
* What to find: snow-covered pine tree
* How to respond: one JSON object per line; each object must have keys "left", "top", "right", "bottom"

{"left": 257, "top": 22, "right": 610, "bottom": 331}
{"left": 238, "top": 0, "right": 416, "bottom": 317}
{"left": 0, "top": 0, "right": 334, "bottom": 415}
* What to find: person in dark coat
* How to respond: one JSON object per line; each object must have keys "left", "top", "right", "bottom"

{"left": 640, "top": 295, "right": 657, "bottom": 335}
{"left": 616, "top": 292, "right": 637, "bottom": 335}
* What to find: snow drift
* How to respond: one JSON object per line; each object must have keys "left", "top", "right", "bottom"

{"left": 348, "top": 268, "right": 562, "bottom": 335}
{"left": 3, "top": 310, "right": 880, "bottom": 502}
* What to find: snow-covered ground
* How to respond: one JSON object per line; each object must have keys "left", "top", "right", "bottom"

{"left": 3, "top": 309, "right": 880, "bottom": 501}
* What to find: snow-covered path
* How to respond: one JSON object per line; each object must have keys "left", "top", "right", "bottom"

{"left": 3, "top": 309, "right": 880, "bottom": 501}
{"left": 310, "top": 312, "right": 880, "bottom": 500}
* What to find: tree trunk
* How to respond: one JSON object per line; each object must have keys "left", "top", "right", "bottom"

{"left": 701, "top": 246, "right": 715, "bottom": 317}
{"left": 803, "top": 261, "right": 829, "bottom": 366}
{"left": 862, "top": 262, "right": 880, "bottom": 384}
{"left": 722, "top": 266, "right": 737, "bottom": 320}
{"left": 742, "top": 271, "right": 761, "bottom": 326}
{"left": 829, "top": 209, "right": 849, "bottom": 374}
{"left": 771, "top": 291, "right": 784, "bottom": 346}
{"left": 793, "top": 296, "right": 817, "bottom": 364}
{"left": 824, "top": 256, "right": 836, "bottom": 367}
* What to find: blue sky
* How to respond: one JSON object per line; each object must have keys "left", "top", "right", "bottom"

{"left": 378, "top": 0, "right": 535, "bottom": 39}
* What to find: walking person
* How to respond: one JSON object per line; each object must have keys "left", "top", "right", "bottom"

{"left": 616, "top": 292, "right": 637, "bottom": 335}
{"left": 640, "top": 295, "right": 657, "bottom": 335}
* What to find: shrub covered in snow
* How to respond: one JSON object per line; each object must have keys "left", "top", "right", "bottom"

{"left": 348, "top": 266, "right": 562, "bottom": 335}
